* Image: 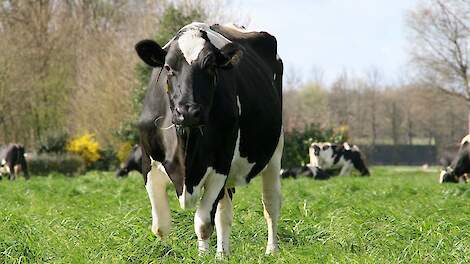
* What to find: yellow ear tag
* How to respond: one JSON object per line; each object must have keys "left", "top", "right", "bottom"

{"left": 165, "top": 84, "right": 169, "bottom": 93}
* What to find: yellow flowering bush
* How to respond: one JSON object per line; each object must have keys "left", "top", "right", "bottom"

{"left": 66, "top": 133, "right": 101, "bottom": 165}
{"left": 117, "top": 142, "right": 132, "bottom": 163}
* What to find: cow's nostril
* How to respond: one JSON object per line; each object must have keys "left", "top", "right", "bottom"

{"left": 175, "top": 106, "right": 184, "bottom": 115}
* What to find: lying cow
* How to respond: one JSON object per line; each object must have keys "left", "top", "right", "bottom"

{"left": 280, "top": 166, "right": 330, "bottom": 180}
{"left": 135, "top": 22, "right": 283, "bottom": 256}
{"left": 0, "top": 144, "right": 29, "bottom": 180}
{"left": 439, "top": 135, "right": 470, "bottom": 183}
{"left": 116, "top": 145, "right": 142, "bottom": 177}
{"left": 309, "top": 142, "right": 370, "bottom": 176}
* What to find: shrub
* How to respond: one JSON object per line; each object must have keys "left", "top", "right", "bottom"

{"left": 88, "top": 147, "right": 119, "bottom": 171}
{"left": 117, "top": 142, "right": 133, "bottom": 164}
{"left": 282, "top": 124, "right": 349, "bottom": 168}
{"left": 27, "top": 153, "right": 85, "bottom": 176}
{"left": 38, "top": 131, "right": 69, "bottom": 153}
{"left": 66, "top": 133, "right": 101, "bottom": 166}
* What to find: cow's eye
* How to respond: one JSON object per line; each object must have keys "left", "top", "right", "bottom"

{"left": 164, "top": 64, "right": 175, "bottom": 76}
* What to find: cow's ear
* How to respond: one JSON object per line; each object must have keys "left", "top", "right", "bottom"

{"left": 216, "top": 42, "right": 243, "bottom": 69}
{"left": 312, "top": 144, "right": 320, "bottom": 152}
{"left": 135, "top": 39, "right": 166, "bottom": 67}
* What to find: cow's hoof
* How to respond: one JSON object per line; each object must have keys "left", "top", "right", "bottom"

{"left": 215, "top": 252, "right": 229, "bottom": 260}
{"left": 265, "top": 244, "right": 279, "bottom": 255}
{"left": 151, "top": 225, "right": 170, "bottom": 239}
{"left": 198, "top": 249, "right": 209, "bottom": 257}
{"left": 198, "top": 239, "right": 209, "bottom": 256}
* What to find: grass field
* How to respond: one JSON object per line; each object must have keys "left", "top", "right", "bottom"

{"left": 0, "top": 167, "right": 469, "bottom": 263}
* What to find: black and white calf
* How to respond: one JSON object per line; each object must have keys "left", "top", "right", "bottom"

{"left": 116, "top": 145, "right": 143, "bottom": 177}
{"left": 309, "top": 142, "right": 370, "bottom": 176}
{"left": 439, "top": 135, "right": 470, "bottom": 183}
{"left": 135, "top": 22, "right": 283, "bottom": 256}
{"left": 0, "top": 144, "right": 29, "bottom": 180}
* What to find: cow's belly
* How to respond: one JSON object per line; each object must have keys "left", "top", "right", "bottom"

{"left": 226, "top": 155, "right": 254, "bottom": 187}
{"left": 225, "top": 130, "right": 256, "bottom": 187}
{"left": 320, "top": 158, "right": 343, "bottom": 170}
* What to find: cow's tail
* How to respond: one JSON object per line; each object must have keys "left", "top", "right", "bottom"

{"left": 274, "top": 54, "right": 283, "bottom": 108}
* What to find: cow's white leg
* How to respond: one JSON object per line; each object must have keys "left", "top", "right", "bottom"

{"left": 8, "top": 165, "right": 15, "bottom": 181}
{"left": 339, "top": 163, "right": 353, "bottom": 176}
{"left": 261, "top": 133, "right": 283, "bottom": 255}
{"left": 194, "top": 172, "right": 226, "bottom": 255}
{"left": 215, "top": 188, "right": 233, "bottom": 258}
{"left": 145, "top": 161, "right": 172, "bottom": 238}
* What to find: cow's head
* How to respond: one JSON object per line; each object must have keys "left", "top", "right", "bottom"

{"left": 115, "top": 167, "right": 128, "bottom": 178}
{"left": 311, "top": 142, "right": 335, "bottom": 160}
{"left": 311, "top": 143, "right": 321, "bottom": 156}
{"left": 439, "top": 167, "right": 459, "bottom": 183}
{"left": 135, "top": 27, "right": 243, "bottom": 128}
{"left": 0, "top": 159, "right": 8, "bottom": 175}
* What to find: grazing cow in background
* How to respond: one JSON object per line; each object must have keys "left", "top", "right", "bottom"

{"left": 439, "top": 135, "right": 470, "bottom": 183}
{"left": 116, "top": 145, "right": 143, "bottom": 177}
{"left": 135, "top": 22, "right": 283, "bottom": 256}
{"left": 439, "top": 152, "right": 455, "bottom": 168}
{"left": 0, "top": 144, "right": 29, "bottom": 180}
{"left": 309, "top": 142, "right": 370, "bottom": 177}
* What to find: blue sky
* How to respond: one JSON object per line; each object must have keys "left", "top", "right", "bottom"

{"left": 235, "top": 0, "right": 419, "bottom": 84}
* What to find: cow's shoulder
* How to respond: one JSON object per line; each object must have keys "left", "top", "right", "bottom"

{"left": 210, "top": 24, "right": 278, "bottom": 61}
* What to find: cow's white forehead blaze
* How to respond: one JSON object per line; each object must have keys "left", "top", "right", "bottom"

{"left": 177, "top": 30, "right": 206, "bottom": 65}
{"left": 166, "top": 22, "right": 233, "bottom": 65}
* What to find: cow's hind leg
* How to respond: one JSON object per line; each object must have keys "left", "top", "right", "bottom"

{"left": 215, "top": 188, "right": 233, "bottom": 258}
{"left": 145, "top": 161, "right": 172, "bottom": 238}
{"left": 261, "top": 134, "right": 283, "bottom": 255}
{"left": 352, "top": 155, "right": 370, "bottom": 176}
{"left": 8, "top": 164, "right": 15, "bottom": 180}
{"left": 339, "top": 163, "right": 353, "bottom": 176}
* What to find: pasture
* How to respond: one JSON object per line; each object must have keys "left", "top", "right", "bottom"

{"left": 0, "top": 167, "right": 468, "bottom": 263}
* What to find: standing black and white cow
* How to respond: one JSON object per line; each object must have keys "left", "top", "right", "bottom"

{"left": 309, "top": 142, "right": 370, "bottom": 176}
{"left": 0, "top": 144, "right": 29, "bottom": 180}
{"left": 116, "top": 145, "right": 143, "bottom": 177}
{"left": 135, "top": 22, "right": 283, "bottom": 257}
{"left": 439, "top": 135, "right": 470, "bottom": 183}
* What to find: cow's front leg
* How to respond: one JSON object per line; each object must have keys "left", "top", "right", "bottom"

{"left": 194, "top": 172, "right": 226, "bottom": 255}
{"left": 215, "top": 188, "right": 233, "bottom": 258}
{"left": 145, "top": 161, "right": 172, "bottom": 238}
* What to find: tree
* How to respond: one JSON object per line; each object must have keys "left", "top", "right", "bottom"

{"left": 407, "top": 0, "right": 470, "bottom": 129}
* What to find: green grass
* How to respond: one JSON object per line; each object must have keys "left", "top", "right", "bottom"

{"left": 0, "top": 167, "right": 469, "bottom": 263}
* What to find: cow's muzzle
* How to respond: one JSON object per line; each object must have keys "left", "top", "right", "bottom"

{"left": 173, "top": 104, "right": 202, "bottom": 127}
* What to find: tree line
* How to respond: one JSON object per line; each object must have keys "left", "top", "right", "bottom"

{"left": 0, "top": 0, "right": 468, "bottom": 157}
{"left": 283, "top": 70, "right": 468, "bottom": 152}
